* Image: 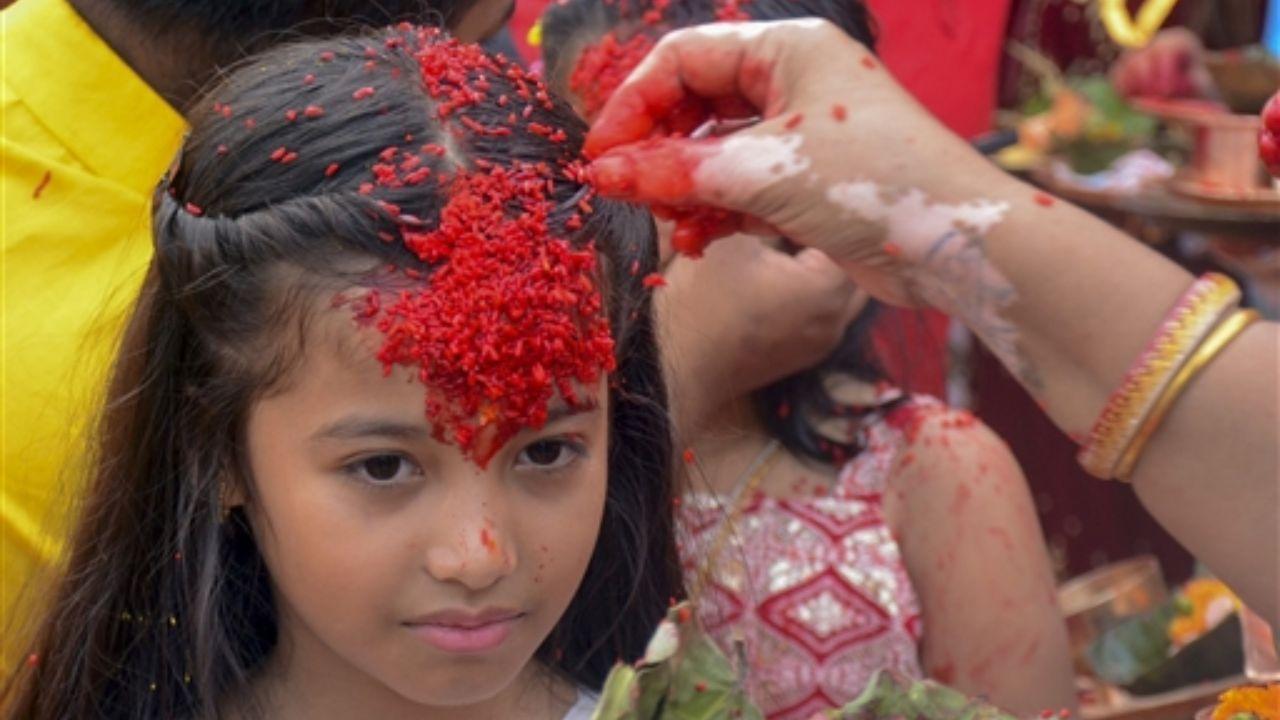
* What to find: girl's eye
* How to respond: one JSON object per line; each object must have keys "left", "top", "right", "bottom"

{"left": 345, "top": 454, "right": 421, "bottom": 485}
{"left": 516, "top": 439, "right": 583, "bottom": 471}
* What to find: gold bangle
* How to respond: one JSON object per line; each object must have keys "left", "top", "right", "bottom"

{"left": 1078, "top": 274, "right": 1241, "bottom": 480}
{"left": 1115, "top": 309, "right": 1261, "bottom": 481}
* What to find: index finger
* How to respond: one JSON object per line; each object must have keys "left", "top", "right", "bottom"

{"left": 584, "top": 20, "right": 820, "bottom": 157}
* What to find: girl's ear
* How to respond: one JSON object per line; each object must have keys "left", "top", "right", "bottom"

{"left": 220, "top": 476, "right": 247, "bottom": 517}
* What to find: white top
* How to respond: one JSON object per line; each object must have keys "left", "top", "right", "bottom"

{"left": 562, "top": 690, "right": 599, "bottom": 720}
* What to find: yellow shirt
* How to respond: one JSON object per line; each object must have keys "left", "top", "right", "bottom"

{"left": 1, "top": 0, "right": 184, "bottom": 669}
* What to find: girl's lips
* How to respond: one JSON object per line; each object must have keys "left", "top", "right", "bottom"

{"left": 404, "top": 610, "right": 525, "bottom": 654}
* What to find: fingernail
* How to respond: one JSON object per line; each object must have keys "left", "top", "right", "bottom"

{"left": 588, "top": 154, "right": 636, "bottom": 197}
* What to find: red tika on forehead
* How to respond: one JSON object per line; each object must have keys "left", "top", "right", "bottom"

{"left": 352, "top": 27, "right": 614, "bottom": 466}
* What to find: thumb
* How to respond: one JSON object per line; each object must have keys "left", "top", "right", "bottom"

{"left": 588, "top": 137, "right": 720, "bottom": 207}
{"left": 590, "top": 124, "right": 809, "bottom": 210}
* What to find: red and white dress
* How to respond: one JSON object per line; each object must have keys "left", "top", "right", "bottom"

{"left": 678, "top": 399, "right": 932, "bottom": 720}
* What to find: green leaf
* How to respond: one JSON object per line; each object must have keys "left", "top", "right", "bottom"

{"left": 590, "top": 604, "right": 762, "bottom": 720}
{"left": 824, "top": 670, "right": 1020, "bottom": 720}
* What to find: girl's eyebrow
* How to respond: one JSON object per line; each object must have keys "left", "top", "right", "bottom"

{"left": 313, "top": 400, "right": 599, "bottom": 442}
{"left": 544, "top": 398, "right": 600, "bottom": 425}
{"left": 311, "top": 416, "right": 429, "bottom": 442}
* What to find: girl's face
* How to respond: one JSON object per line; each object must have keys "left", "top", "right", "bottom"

{"left": 242, "top": 304, "right": 609, "bottom": 709}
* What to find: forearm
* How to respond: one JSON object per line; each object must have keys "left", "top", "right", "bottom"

{"left": 898, "top": 166, "right": 1279, "bottom": 623}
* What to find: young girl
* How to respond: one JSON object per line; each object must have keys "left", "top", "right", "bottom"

{"left": 2, "top": 26, "right": 681, "bottom": 720}
{"left": 541, "top": 2, "right": 1077, "bottom": 716}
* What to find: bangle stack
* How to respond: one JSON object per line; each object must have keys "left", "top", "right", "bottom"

{"left": 1078, "top": 274, "right": 1248, "bottom": 481}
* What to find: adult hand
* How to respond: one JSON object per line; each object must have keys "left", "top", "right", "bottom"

{"left": 655, "top": 231, "right": 866, "bottom": 436}
{"left": 585, "top": 19, "right": 1011, "bottom": 307}
{"left": 1109, "top": 28, "right": 1217, "bottom": 101}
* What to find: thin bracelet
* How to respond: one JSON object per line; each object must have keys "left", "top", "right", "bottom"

{"left": 1078, "top": 274, "right": 1241, "bottom": 480}
{"left": 1115, "top": 309, "right": 1261, "bottom": 480}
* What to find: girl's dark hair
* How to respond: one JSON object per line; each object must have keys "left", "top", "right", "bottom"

{"left": 109, "top": 0, "right": 482, "bottom": 50}
{"left": 3, "top": 27, "right": 679, "bottom": 720}
{"left": 543, "top": 0, "right": 892, "bottom": 464}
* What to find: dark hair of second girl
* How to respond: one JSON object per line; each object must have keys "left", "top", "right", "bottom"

{"left": 2, "top": 27, "right": 680, "bottom": 720}
{"left": 542, "top": 0, "right": 898, "bottom": 464}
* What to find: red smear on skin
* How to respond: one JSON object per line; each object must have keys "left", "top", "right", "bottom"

{"left": 355, "top": 28, "right": 616, "bottom": 468}
{"left": 831, "top": 104, "right": 848, "bottom": 122}
{"left": 860, "top": 56, "right": 877, "bottom": 70}
{"left": 668, "top": 205, "right": 739, "bottom": 257}
{"left": 930, "top": 661, "right": 956, "bottom": 684}
{"left": 1033, "top": 192, "right": 1056, "bottom": 208}
{"left": 986, "top": 526, "right": 1015, "bottom": 554}
{"left": 882, "top": 242, "right": 903, "bottom": 258}
{"left": 480, "top": 525, "right": 498, "bottom": 554}
{"left": 642, "top": 272, "right": 667, "bottom": 288}
{"left": 32, "top": 170, "right": 52, "bottom": 199}
{"left": 1021, "top": 637, "right": 1041, "bottom": 663}
{"left": 682, "top": 448, "right": 696, "bottom": 464}
{"left": 784, "top": 113, "right": 804, "bottom": 130}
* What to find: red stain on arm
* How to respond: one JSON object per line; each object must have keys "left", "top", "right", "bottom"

{"left": 930, "top": 661, "right": 956, "bottom": 685}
